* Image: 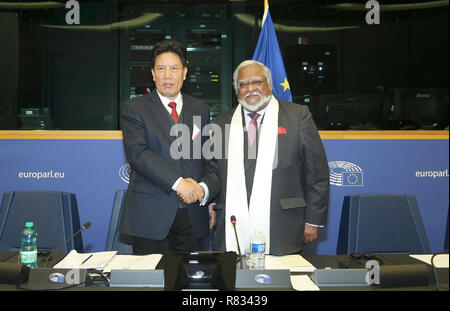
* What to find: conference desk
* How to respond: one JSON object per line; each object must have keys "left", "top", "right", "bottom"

{"left": 0, "top": 251, "right": 448, "bottom": 292}
{"left": 303, "top": 253, "right": 448, "bottom": 291}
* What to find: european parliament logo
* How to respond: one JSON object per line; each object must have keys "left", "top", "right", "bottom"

{"left": 119, "top": 163, "right": 130, "bottom": 184}
{"left": 329, "top": 161, "right": 364, "bottom": 186}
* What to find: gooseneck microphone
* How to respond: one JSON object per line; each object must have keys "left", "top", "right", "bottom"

{"left": 44, "top": 221, "right": 91, "bottom": 267}
{"left": 230, "top": 215, "right": 243, "bottom": 269}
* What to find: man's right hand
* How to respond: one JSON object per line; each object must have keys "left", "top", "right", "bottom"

{"left": 176, "top": 178, "right": 205, "bottom": 204}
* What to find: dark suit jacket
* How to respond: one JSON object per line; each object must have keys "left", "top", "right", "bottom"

{"left": 203, "top": 99, "right": 330, "bottom": 255}
{"left": 119, "top": 91, "right": 211, "bottom": 241}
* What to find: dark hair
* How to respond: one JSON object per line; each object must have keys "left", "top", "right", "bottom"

{"left": 151, "top": 40, "right": 187, "bottom": 68}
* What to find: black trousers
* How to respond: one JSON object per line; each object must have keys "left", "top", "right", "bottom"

{"left": 131, "top": 208, "right": 209, "bottom": 255}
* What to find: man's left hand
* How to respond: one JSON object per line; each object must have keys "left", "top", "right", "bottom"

{"left": 303, "top": 224, "right": 318, "bottom": 244}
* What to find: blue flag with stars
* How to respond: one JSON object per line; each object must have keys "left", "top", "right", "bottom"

{"left": 252, "top": 9, "right": 292, "bottom": 102}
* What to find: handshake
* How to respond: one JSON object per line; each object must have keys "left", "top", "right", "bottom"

{"left": 176, "top": 178, "right": 205, "bottom": 204}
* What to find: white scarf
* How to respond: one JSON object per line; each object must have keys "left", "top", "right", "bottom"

{"left": 225, "top": 96, "right": 279, "bottom": 254}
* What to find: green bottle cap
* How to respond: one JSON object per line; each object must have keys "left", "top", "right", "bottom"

{"left": 25, "top": 222, "right": 34, "bottom": 228}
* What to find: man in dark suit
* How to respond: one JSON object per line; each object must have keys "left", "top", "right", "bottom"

{"left": 119, "top": 40, "right": 214, "bottom": 255}
{"left": 202, "top": 60, "right": 329, "bottom": 256}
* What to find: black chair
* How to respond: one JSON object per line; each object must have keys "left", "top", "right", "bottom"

{"left": 105, "top": 190, "right": 133, "bottom": 254}
{"left": 337, "top": 194, "right": 431, "bottom": 254}
{"left": 0, "top": 191, "right": 84, "bottom": 252}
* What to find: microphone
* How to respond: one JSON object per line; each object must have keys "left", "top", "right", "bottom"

{"left": 44, "top": 221, "right": 91, "bottom": 267}
{"left": 230, "top": 215, "right": 243, "bottom": 269}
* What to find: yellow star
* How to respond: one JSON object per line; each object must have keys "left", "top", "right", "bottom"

{"left": 280, "top": 78, "right": 290, "bottom": 92}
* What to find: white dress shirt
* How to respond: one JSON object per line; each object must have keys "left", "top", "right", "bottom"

{"left": 157, "top": 91, "right": 183, "bottom": 117}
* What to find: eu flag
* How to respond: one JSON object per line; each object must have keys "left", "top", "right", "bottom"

{"left": 342, "top": 172, "right": 364, "bottom": 186}
{"left": 252, "top": 9, "right": 293, "bottom": 102}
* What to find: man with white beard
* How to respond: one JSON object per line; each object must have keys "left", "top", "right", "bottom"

{"left": 201, "top": 60, "right": 330, "bottom": 255}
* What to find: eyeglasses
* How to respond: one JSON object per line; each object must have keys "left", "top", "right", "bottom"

{"left": 238, "top": 79, "right": 267, "bottom": 90}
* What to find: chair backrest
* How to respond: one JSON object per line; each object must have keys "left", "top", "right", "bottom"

{"left": 337, "top": 194, "right": 431, "bottom": 254}
{"left": 0, "top": 191, "right": 84, "bottom": 253}
{"left": 105, "top": 190, "right": 133, "bottom": 254}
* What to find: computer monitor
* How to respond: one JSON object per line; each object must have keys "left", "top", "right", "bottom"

{"left": 390, "top": 88, "right": 449, "bottom": 130}
{"left": 317, "top": 94, "right": 384, "bottom": 129}
{"left": 162, "top": 251, "right": 237, "bottom": 290}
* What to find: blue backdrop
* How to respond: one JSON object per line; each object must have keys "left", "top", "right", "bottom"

{"left": 0, "top": 136, "right": 448, "bottom": 254}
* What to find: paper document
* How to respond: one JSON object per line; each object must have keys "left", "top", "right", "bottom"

{"left": 265, "top": 255, "right": 316, "bottom": 272}
{"left": 53, "top": 250, "right": 117, "bottom": 270}
{"left": 290, "top": 275, "right": 320, "bottom": 291}
{"left": 409, "top": 254, "right": 449, "bottom": 268}
{"left": 103, "top": 254, "right": 163, "bottom": 273}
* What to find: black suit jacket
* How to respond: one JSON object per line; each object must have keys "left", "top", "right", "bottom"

{"left": 203, "top": 99, "right": 330, "bottom": 255}
{"left": 119, "top": 91, "right": 211, "bottom": 240}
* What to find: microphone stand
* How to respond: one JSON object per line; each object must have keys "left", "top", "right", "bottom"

{"left": 43, "top": 223, "right": 90, "bottom": 268}
{"left": 231, "top": 219, "right": 243, "bottom": 270}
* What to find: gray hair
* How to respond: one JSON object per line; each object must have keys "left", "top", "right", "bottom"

{"left": 232, "top": 60, "right": 273, "bottom": 94}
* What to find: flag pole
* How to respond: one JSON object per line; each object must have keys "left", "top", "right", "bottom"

{"left": 262, "top": 0, "right": 269, "bottom": 24}
{"left": 253, "top": 0, "right": 293, "bottom": 102}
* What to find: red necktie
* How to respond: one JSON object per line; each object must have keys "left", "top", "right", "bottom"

{"left": 168, "top": 102, "right": 178, "bottom": 123}
{"left": 247, "top": 112, "right": 260, "bottom": 147}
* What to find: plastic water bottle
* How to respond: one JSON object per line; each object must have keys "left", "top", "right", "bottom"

{"left": 248, "top": 229, "right": 265, "bottom": 269}
{"left": 20, "top": 222, "right": 38, "bottom": 268}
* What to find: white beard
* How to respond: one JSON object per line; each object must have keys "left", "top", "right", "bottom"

{"left": 238, "top": 92, "right": 272, "bottom": 112}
